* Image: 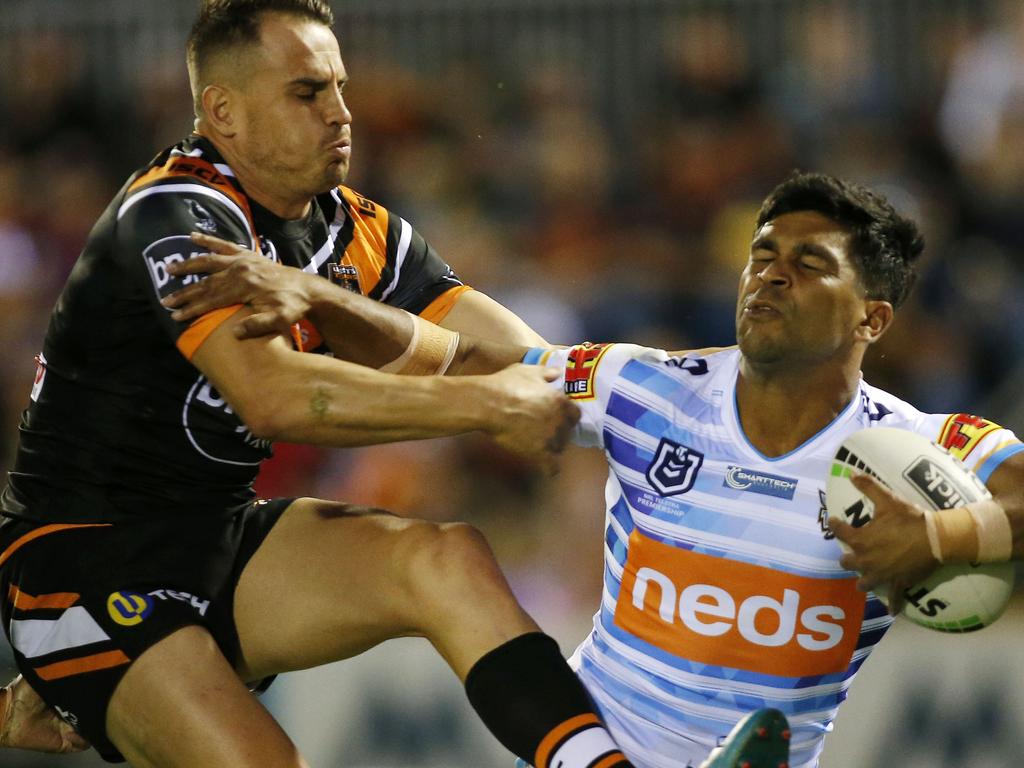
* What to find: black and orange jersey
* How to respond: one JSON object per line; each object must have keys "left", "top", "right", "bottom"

{"left": 1, "top": 135, "right": 469, "bottom": 524}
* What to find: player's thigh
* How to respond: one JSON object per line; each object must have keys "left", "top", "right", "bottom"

{"left": 106, "top": 625, "right": 307, "bottom": 768}
{"left": 233, "top": 497, "right": 524, "bottom": 680}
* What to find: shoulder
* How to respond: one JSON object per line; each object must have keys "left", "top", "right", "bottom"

{"left": 661, "top": 345, "right": 737, "bottom": 377}
{"left": 856, "top": 379, "right": 1010, "bottom": 456}
{"left": 856, "top": 379, "right": 925, "bottom": 426}
{"left": 117, "top": 143, "right": 257, "bottom": 246}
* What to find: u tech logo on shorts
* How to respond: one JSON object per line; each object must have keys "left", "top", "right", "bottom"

{"left": 107, "top": 591, "right": 154, "bottom": 627}
{"left": 614, "top": 530, "right": 865, "bottom": 676}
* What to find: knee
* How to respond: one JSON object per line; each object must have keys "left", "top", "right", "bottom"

{"left": 401, "top": 521, "right": 502, "bottom": 598}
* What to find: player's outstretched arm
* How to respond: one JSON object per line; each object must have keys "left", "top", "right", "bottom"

{"left": 189, "top": 311, "right": 576, "bottom": 470}
{"left": 162, "top": 232, "right": 546, "bottom": 358}
{"left": 0, "top": 676, "right": 90, "bottom": 753}
{"left": 165, "top": 233, "right": 534, "bottom": 376}
{"left": 162, "top": 232, "right": 414, "bottom": 367}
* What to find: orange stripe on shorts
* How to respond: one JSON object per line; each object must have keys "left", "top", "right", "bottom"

{"left": 0, "top": 523, "right": 112, "bottom": 570}
{"left": 592, "top": 752, "right": 627, "bottom": 768}
{"left": 35, "top": 650, "right": 131, "bottom": 681}
{"left": 534, "top": 713, "right": 600, "bottom": 768}
{"left": 7, "top": 585, "right": 80, "bottom": 611}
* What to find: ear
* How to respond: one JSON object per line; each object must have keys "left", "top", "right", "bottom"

{"left": 200, "top": 84, "right": 238, "bottom": 139}
{"left": 857, "top": 299, "right": 894, "bottom": 344}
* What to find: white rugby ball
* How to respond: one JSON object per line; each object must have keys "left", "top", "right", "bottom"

{"left": 826, "top": 427, "right": 1013, "bottom": 632}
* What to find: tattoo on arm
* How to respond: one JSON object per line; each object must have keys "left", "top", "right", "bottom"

{"left": 310, "top": 386, "right": 330, "bottom": 422}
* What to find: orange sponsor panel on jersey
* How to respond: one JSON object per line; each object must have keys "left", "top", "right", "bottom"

{"left": 340, "top": 186, "right": 390, "bottom": 294}
{"left": 938, "top": 413, "right": 1002, "bottom": 462}
{"left": 615, "top": 530, "right": 864, "bottom": 677}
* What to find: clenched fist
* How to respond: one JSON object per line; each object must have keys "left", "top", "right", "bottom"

{"left": 480, "top": 364, "right": 580, "bottom": 473}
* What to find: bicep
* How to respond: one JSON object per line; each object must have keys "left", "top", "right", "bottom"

{"left": 188, "top": 307, "right": 295, "bottom": 431}
{"left": 440, "top": 290, "right": 548, "bottom": 346}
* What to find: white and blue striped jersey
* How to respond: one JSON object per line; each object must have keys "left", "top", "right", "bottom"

{"left": 524, "top": 343, "right": 1023, "bottom": 768}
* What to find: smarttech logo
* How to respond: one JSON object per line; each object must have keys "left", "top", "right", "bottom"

{"left": 723, "top": 466, "right": 798, "bottom": 500}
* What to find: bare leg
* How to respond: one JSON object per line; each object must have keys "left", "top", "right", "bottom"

{"left": 105, "top": 625, "right": 308, "bottom": 768}
{"left": 232, "top": 498, "right": 633, "bottom": 768}
{"left": 233, "top": 498, "right": 539, "bottom": 681}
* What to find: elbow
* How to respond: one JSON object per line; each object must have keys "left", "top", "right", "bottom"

{"left": 244, "top": 410, "right": 283, "bottom": 442}
{"left": 231, "top": 396, "right": 288, "bottom": 442}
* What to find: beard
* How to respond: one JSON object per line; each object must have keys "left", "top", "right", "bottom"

{"left": 737, "top": 330, "right": 789, "bottom": 366}
{"left": 245, "top": 133, "right": 348, "bottom": 200}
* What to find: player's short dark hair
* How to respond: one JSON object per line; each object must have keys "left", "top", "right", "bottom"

{"left": 187, "top": 0, "right": 334, "bottom": 88}
{"left": 755, "top": 171, "right": 924, "bottom": 308}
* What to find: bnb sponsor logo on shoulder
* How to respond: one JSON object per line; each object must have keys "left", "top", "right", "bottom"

{"left": 107, "top": 588, "right": 210, "bottom": 627}
{"left": 143, "top": 235, "right": 206, "bottom": 302}
{"left": 614, "top": 530, "right": 864, "bottom": 676}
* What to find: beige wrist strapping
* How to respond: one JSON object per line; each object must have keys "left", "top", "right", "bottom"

{"left": 379, "top": 315, "right": 460, "bottom": 376}
{"left": 922, "top": 499, "right": 1013, "bottom": 563}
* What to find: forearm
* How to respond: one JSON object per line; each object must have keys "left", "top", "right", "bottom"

{"left": 448, "top": 335, "right": 531, "bottom": 375}
{"left": 923, "top": 452, "right": 1024, "bottom": 564}
{"left": 306, "top": 279, "right": 537, "bottom": 375}
{"left": 981, "top": 452, "right": 1024, "bottom": 560}
{"left": 219, "top": 343, "right": 499, "bottom": 446}
{"left": 305, "top": 278, "right": 413, "bottom": 366}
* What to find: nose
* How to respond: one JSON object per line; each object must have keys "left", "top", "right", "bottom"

{"left": 753, "top": 259, "right": 791, "bottom": 288}
{"left": 324, "top": 89, "right": 352, "bottom": 128}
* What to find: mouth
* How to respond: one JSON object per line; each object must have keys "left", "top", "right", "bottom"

{"left": 326, "top": 137, "right": 352, "bottom": 158}
{"left": 742, "top": 298, "right": 782, "bottom": 317}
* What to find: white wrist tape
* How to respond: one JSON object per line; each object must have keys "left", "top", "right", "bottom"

{"left": 379, "top": 315, "right": 460, "bottom": 376}
{"left": 923, "top": 509, "right": 945, "bottom": 562}
{"left": 966, "top": 499, "right": 1014, "bottom": 562}
{"left": 922, "top": 499, "right": 1012, "bottom": 563}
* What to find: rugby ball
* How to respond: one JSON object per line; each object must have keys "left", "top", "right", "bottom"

{"left": 826, "top": 427, "right": 1014, "bottom": 632}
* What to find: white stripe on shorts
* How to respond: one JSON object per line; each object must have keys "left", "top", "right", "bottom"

{"left": 11, "top": 607, "right": 110, "bottom": 659}
{"left": 549, "top": 726, "right": 618, "bottom": 768}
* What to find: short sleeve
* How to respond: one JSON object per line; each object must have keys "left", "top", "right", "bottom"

{"left": 339, "top": 187, "right": 468, "bottom": 320}
{"left": 910, "top": 412, "right": 1024, "bottom": 484}
{"left": 377, "top": 225, "right": 468, "bottom": 320}
{"left": 116, "top": 183, "right": 255, "bottom": 358}
{"left": 523, "top": 343, "right": 669, "bottom": 448}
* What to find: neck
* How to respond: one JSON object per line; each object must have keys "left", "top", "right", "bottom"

{"left": 735, "top": 353, "right": 862, "bottom": 458}
{"left": 203, "top": 133, "right": 312, "bottom": 220}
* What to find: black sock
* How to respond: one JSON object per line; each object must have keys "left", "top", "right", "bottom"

{"left": 464, "top": 632, "right": 633, "bottom": 768}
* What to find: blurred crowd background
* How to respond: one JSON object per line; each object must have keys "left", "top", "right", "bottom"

{"left": 3, "top": 0, "right": 1024, "bottom": 766}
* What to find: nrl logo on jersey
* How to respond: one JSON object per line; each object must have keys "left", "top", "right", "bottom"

{"left": 646, "top": 438, "right": 704, "bottom": 496}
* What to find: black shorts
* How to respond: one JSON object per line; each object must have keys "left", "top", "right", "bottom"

{"left": 0, "top": 497, "right": 293, "bottom": 763}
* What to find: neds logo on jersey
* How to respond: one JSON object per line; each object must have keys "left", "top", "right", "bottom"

{"left": 143, "top": 235, "right": 206, "bottom": 302}
{"left": 615, "top": 530, "right": 864, "bottom": 676}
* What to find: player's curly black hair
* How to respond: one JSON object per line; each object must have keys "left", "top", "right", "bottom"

{"left": 755, "top": 171, "right": 924, "bottom": 308}
{"left": 187, "top": 0, "right": 334, "bottom": 111}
